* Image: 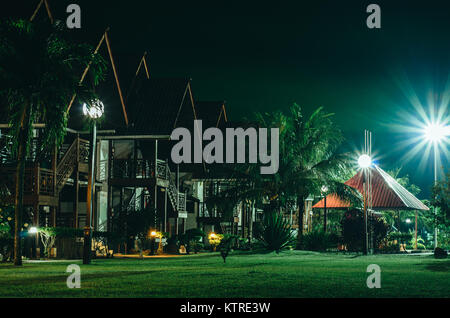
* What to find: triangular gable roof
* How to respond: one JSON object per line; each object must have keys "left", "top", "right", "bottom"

{"left": 313, "top": 165, "right": 429, "bottom": 211}
{"left": 124, "top": 77, "right": 196, "bottom": 135}
{"left": 195, "top": 101, "right": 228, "bottom": 128}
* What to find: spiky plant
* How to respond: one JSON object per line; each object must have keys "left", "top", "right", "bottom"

{"left": 257, "top": 211, "right": 295, "bottom": 253}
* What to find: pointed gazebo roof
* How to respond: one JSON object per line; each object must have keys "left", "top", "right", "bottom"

{"left": 313, "top": 165, "right": 429, "bottom": 211}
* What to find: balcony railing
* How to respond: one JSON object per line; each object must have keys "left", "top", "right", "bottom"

{"left": 110, "top": 158, "right": 154, "bottom": 179}
{"left": 0, "top": 165, "right": 55, "bottom": 197}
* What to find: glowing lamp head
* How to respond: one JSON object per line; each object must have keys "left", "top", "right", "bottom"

{"left": 150, "top": 231, "right": 157, "bottom": 237}
{"left": 83, "top": 99, "right": 104, "bottom": 119}
{"left": 29, "top": 227, "right": 38, "bottom": 234}
{"left": 405, "top": 218, "right": 411, "bottom": 224}
{"left": 321, "top": 185, "right": 328, "bottom": 193}
{"left": 358, "top": 154, "right": 372, "bottom": 168}
{"left": 209, "top": 233, "right": 217, "bottom": 239}
{"left": 423, "top": 123, "right": 449, "bottom": 142}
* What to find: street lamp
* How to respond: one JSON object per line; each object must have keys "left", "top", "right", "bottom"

{"left": 422, "top": 122, "right": 449, "bottom": 249}
{"left": 358, "top": 154, "right": 372, "bottom": 255}
{"left": 423, "top": 123, "right": 449, "bottom": 142}
{"left": 83, "top": 99, "right": 104, "bottom": 265}
{"left": 28, "top": 227, "right": 39, "bottom": 259}
{"left": 321, "top": 185, "right": 328, "bottom": 232}
{"left": 358, "top": 154, "right": 372, "bottom": 168}
{"left": 28, "top": 227, "right": 38, "bottom": 234}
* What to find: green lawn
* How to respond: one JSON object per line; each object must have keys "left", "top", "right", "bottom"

{"left": 0, "top": 251, "right": 448, "bottom": 298}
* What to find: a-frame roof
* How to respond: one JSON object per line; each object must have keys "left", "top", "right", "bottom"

{"left": 120, "top": 77, "right": 197, "bottom": 136}
{"left": 195, "top": 101, "right": 228, "bottom": 128}
{"left": 313, "top": 165, "right": 429, "bottom": 211}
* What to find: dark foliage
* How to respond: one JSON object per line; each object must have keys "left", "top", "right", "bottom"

{"left": 218, "top": 234, "right": 239, "bottom": 263}
{"left": 179, "top": 228, "right": 205, "bottom": 254}
{"left": 256, "top": 211, "right": 295, "bottom": 253}
{"left": 434, "top": 247, "right": 448, "bottom": 259}
{"left": 301, "top": 229, "right": 339, "bottom": 251}
{"left": 340, "top": 209, "right": 390, "bottom": 252}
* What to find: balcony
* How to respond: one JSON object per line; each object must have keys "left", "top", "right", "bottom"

{"left": 0, "top": 165, "right": 58, "bottom": 206}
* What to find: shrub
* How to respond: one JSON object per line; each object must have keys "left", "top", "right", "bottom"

{"left": 341, "top": 209, "right": 390, "bottom": 252}
{"left": 208, "top": 233, "right": 223, "bottom": 251}
{"left": 0, "top": 205, "right": 15, "bottom": 262}
{"left": 434, "top": 247, "right": 448, "bottom": 259}
{"left": 180, "top": 228, "right": 205, "bottom": 254}
{"left": 388, "top": 232, "right": 413, "bottom": 244}
{"left": 256, "top": 211, "right": 295, "bottom": 253}
{"left": 301, "top": 230, "right": 339, "bottom": 251}
{"left": 378, "top": 241, "right": 400, "bottom": 253}
{"left": 236, "top": 237, "right": 253, "bottom": 251}
{"left": 218, "top": 234, "right": 239, "bottom": 263}
{"left": 37, "top": 227, "right": 118, "bottom": 258}
{"left": 39, "top": 227, "right": 57, "bottom": 258}
{"left": 407, "top": 234, "right": 427, "bottom": 250}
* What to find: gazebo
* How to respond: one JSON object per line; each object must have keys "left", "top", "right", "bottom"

{"left": 312, "top": 165, "right": 429, "bottom": 250}
{"left": 313, "top": 165, "right": 429, "bottom": 211}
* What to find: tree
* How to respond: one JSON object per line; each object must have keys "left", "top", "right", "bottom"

{"left": 432, "top": 171, "right": 450, "bottom": 229}
{"left": 39, "top": 227, "right": 56, "bottom": 259}
{"left": 255, "top": 104, "right": 359, "bottom": 248}
{"left": 0, "top": 19, "right": 106, "bottom": 265}
{"left": 213, "top": 104, "right": 360, "bottom": 248}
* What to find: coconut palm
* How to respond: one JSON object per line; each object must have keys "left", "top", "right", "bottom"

{"left": 212, "top": 104, "right": 360, "bottom": 248}
{"left": 0, "top": 19, "right": 106, "bottom": 265}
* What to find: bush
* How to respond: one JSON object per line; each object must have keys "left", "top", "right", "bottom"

{"left": 388, "top": 232, "right": 413, "bottom": 244}
{"left": 0, "top": 205, "right": 15, "bottom": 262}
{"left": 218, "top": 234, "right": 239, "bottom": 263}
{"left": 180, "top": 228, "right": 205, "bottom": 254}
{"left": 301, "top": 230, "right": 339, "bottom": 251}
{"left": 340, "top": 209, "right": 390, "bottom": 252}
{"left": 406, "top": 234, "right": 427, "bottom": 250}
{"left": 256, "top": 211, "right": 295, "bottom": 253}
{"left": 208, "top": 233, "right": 223, "bottom": 251}
{"left": 378, "top": 242, "right": 400, "bottom": 253}
{"left": 434, "top": 247, "right": 448, "bottom": 259}
{"left": 236, "top": 237, "right": 253, "bottom": 251}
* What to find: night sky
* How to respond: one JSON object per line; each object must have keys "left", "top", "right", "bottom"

{"left": 3, "top": 0, "right": 449, "bottom": 198}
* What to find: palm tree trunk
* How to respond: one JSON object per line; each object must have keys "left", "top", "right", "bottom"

{"left": 296, "top": 196, "right": 305, "bottom": 249}
{"left": 14, "top": 105, "right": 32, "bottom": 266}
{"left": 247, "top": 201, "right": 253, "bottom": 249}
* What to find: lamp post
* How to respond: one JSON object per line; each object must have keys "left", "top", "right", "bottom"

{"left": 150, "top": 230, "right": 157, "bottom": 255}
{"left": 423, "top": 122, "right": 449, "bottom": 249}
{"left": 358, "top": 154, "right": 372, "bottom": 255}
{"left": 28, "top": 226, "right": 38, "bottom": 259}
{"left": 321, "top": 186, "right": 328, "bottom": 232}
{"left": 415, "top": 211, "right": 418, "bottom": 250}
{"left": 82, "top": 99, "right": 104, "bottom": 265}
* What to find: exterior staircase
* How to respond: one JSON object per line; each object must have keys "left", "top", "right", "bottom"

{"left": 156, "top": 159, "right": 186, "bottom": 216}
{"left": 56, "top": 137, "right": 89, "bottom": 193}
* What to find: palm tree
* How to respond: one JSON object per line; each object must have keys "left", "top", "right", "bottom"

{"left": 277, "top": 104, "right": 360, "bottom": 249}
{"left": 214, "top": 104, "right": 360, "bottom": 248}
{"left": 0, "top": 19, "right": 106, "bottom": 265}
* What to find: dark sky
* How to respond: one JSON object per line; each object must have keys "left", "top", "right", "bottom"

{"left": 3, "top": 0, "right": 449, "bottom": 198}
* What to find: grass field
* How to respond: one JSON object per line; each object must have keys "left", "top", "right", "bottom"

{"left": 0, "top": 251, "right": 449, "bottom": 298}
